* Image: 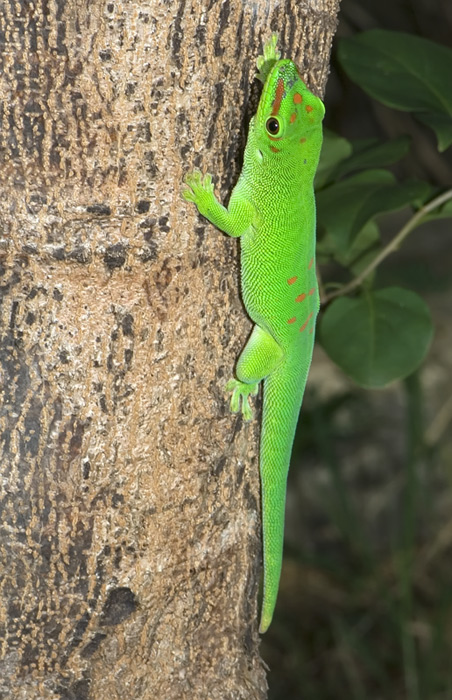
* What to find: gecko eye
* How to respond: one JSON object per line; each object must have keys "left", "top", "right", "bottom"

{"left": 266, "top": 117, "right": 280, "bottom": 136}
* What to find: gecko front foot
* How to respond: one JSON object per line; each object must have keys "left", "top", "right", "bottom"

{"left": 182, "top": 170, "right": 216, "bottom": 219}
{"left": 225, "top": 379, "right": 258, "bottom": 421}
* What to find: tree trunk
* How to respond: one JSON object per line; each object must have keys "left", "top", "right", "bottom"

{"left": 0, "top": 1, "right": 339, "bottom": 697}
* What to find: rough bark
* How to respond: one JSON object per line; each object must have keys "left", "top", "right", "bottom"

{"left": 0, "top": 0, "right": 339, "bottom": 698}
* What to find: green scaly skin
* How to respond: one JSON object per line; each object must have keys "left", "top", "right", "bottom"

{"left": 183, "top": 35, "right": 324, "bottom": 633}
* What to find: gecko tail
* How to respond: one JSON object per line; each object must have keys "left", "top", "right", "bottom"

{"left": 258, "top": 351, "right": 311, "bottom": 634}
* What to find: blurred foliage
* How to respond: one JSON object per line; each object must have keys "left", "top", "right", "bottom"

{"left": 338, "top": 31, "right": 452, "bottom": 151}
{"left": 264, "top": 376, "right": 452, "bottom": 699}
{"left": 314, "top": 28, "right": 452, "bottom": 388}
{"left": 313, "top": 25, "right": 452, "bottom": 387}
{"left": 263, "top": 3, "right": 452, "bottom": 698}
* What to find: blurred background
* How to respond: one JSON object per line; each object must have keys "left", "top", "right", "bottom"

{"left": 261, "top": 1, "right": 452, "bottom": 698}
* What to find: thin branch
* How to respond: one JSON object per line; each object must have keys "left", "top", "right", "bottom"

{"left": 321, "top": 189, "right": 452, "bottom": 305}
{"left": 424, "top": 393, "right": 452, "bottom": 447}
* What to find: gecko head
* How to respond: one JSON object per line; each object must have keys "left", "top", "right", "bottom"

{"left": 255, "top": 59, "right": 325, "bottom": 157}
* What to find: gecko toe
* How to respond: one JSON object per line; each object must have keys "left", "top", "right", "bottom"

{"left": 225, "top": 379, "right": 257, "bottom": 420}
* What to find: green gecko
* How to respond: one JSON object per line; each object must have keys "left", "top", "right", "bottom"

{"left": 183, "top": 34, "right": 324, "bottom": 633}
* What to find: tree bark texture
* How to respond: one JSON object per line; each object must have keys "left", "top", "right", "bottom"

{"left": 0, "top": 1, "right": 339, "bottom": 698}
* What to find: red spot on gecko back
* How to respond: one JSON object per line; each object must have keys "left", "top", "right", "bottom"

{"left": 300, "top": 137, "right": 307, "bottom": 144}
{"left": 290, "top": 112, "right": 297, "bottom": 123}
{"left": 293, "top": 93, "right": 302, "bottom": 104}
{"left": 308, "top": 257, "right": 314, "bottom": 269}
{"left": 287, "top": 276, "right": 298, "bottom": 285}
{"left": 287, "top": 317, "right": 296, "bottom": 324}
{"left": 308, "top": 287, "right": 316, "bottom": 296}
{"left": 271, "top": 79, "right": 285, "bottom": 116}
{"left": 306, "top": 105, "right": 313, "bottom": 113}
{"left": 295, "top": 293, "right": 306, "bottom": 302}
{"left": 300, "top": 312, "right": 314, "bottom": 332}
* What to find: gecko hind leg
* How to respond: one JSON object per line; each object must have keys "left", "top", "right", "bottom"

{"left": 225, "top": 324, "right": 284, "bottom": 421}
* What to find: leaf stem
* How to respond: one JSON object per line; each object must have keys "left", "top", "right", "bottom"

{"left": 322, "top": 188, "right": 452, "bottom": 305}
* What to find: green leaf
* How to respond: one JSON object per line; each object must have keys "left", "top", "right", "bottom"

{"left": 321, "top": 220, "right": 380, "bottom": 268}
{"left": 336, "top": 136, "right": 411, "bottom": 177}
{"left": 337, "top": 220, "right": 381, "bottom": 268}
{"left": 319, "top": 287, "right": 434, "bottom": 388}
{"left": 416, "top": 113, "right": 452, "bottom": 152}
{"left": 316, "top": 170, "right": 430, "bottom": 252}
{"left": 338, "top": 30, "right": 452, "bottom": 151}
{"left": 319, "top": 221, "right": 381, "bottom": 288}
{"left": 315, "top": 129, "right": 352, "bottom": 188}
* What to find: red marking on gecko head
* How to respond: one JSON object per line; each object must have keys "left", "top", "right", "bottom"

{"left": 308, "top": 257, "right": 314, "bottom": 269}
{"left": 271, "top": 78, "right": 285, "bottom": 116}
{"left": 300, "top": 312, "right": 314, "bottom": 332}
{"left": 293, "top": 93, "right": 302, "bottom": 104}
{"left": 306, "top": 105, "right": 313, "bottom": 113}
{"left": 270, "top": 146, "right": 280, "bottom": 153}
{"left": 295, "top": 293, "right": 306, "bottom": 302}
{"left": 290, "top": 112, "right": 297, "bottom": 123}
{"left": 309, "top": 327, "right": 314, "bottom": 334}
{"left": 287, "top": 317, "right": 296, "bottom": 324}
{"left": 287, "top": 276, "right": 298, "bottom": 285}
